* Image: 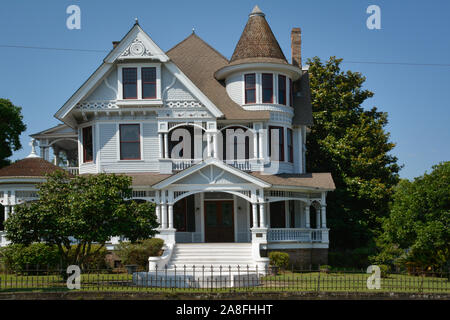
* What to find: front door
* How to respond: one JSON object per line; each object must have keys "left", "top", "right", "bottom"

{"left": 204, "top": 200, "right": 234, "bottom": 242}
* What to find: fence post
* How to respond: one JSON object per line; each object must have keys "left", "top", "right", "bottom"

{"left": 317, "top": 265, "right": 321, "bottom": 292}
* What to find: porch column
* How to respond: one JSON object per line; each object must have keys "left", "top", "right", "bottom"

{"left": 164, "top": 134, "right": 169, "bottom": 159}
{"left": 305, "top": 204, "right": 310, "bottom": 228}
{"left": 252, "top": 203, "right": 258, "bottom": 228}
{"left": 4, "top": 205, "right": 9, "bottom": 221}
{"left": 155, "top": 191, "right": 161, "bottom": 225}
{"left": 258, "top": 129, "right": 264, "bottom": 159}
{"left": 206, "top": 133, "right": 211, "bottom": 157}
{"left": 321, "top": 205, "right": 327, "bottom": 228}
{"left": 212, "top": 132, "right": 218, "bottom": 158}
{"left": 168, "top": 204, "right": 174, "bottom": 229}
{"left": 161, "top": 191, "right": 167, "bottom": 229}
{"left": 316, "top": 208, "right": 321, "bottom": 229}
{"left": 259, "top": 203, "right": 266, "bottom": 228}
{"left": 253, "top": 131, "right": 258, "bottom": 160}
{"left": 158, "top": 133, "right": 163, "bottom": 158}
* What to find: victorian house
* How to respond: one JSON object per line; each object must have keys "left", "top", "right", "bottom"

{"left": 0, "top": 6, "right": 334, "bottom": 269}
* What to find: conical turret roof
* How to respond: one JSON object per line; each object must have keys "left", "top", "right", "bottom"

{"left": 229, "top": 5, "right": 288, "bottom": 66}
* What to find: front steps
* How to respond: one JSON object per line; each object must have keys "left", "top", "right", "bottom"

{"left": 167, "top": 243, "right": 255, "bottom": 270}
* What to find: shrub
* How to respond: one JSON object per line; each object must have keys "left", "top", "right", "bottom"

{"left": 115, "top": 238, "right": 164, "bottom": 270}
{"left": 378, "top": 264, "right": 390, "bottom": 278}
{"left": 320, "top": 265, "right": 331, "bottom": 273}
{"left": 268, "top": 251, "right": 290, "bottom": 270}
{"left": 0, "top": 243, "right": 60, "bottom": 273}
{"left": 66, "top": 244, "right": 109, "bottom": 270}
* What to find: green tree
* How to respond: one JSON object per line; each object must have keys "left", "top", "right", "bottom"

{"left": 4, "top": 171, "right": 159, "bottom": 269}
{"left": 0, "top": 98, "right": 27, "bottom": 168}
{"left": 306, "top": 57, "right": 401, "bottom": 267}
{"left": 373, "top": 162, "right": 450, "bottom": 270}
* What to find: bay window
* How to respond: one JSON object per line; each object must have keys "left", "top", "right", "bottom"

{"left": 289, "top": 78, "right": 294, "bottom": 107}
{"left": 119, "top": 124, "right": 141, "bottom": 160}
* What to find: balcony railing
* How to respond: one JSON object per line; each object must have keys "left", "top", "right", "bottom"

{"left": 225, "top": 160, "right": 251, "bottom": 171}
{"left": 267, "top": 228, "right": 325, "bottom": 242}
{"left": 63, "top": 167, "right": 79, "bottom": 175}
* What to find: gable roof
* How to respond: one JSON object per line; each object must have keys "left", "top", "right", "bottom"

{"left": 166, "top": 33, "right": 270, "bottom": 121}
{"left": 0, "top": 158, "right": 65, "bottom": 178}
{"left": 54, "top": 23, "right": 224, "bottom": 127}
{"left": 230, "top": 6, "right": 287, "bottom": 66}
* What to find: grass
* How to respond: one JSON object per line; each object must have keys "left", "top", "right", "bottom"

{"left": 0, "top": 270, "right": 448, "bottom": 294}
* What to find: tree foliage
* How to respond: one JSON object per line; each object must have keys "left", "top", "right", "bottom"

{"left": 373, "top": 162, "right": 450, "bottom": 270}
{"left": 4, "top": 171, "right": 159, "bottom": 269}
{"left": 0, "top": 98, "right": 27, "bottom": 168}
{"left": 306, "top": 57, "right": 401, "bottom": 265}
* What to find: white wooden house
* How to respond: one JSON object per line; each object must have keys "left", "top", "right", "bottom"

{"left": 0, "top": 6, "right": 334, "bottom": 269}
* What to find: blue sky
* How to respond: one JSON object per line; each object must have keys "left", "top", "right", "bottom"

{"left": 0, "top": 0, "right": 449, "bottom": 180}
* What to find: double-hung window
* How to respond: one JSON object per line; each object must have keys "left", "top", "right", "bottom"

{"left": 262, "top": 73, "right": 273, "bottom": 103}
{"left": 287, "top": 128, "right": 294, "bottom": 163}
{"left": 268, "top": 126, "right": 284, "bottom": 161}
{"left": 244, "top": 74, "right": 256, "bottom": 104}
{"left": 119, "top": 124, "right": 141, "bottom": 160}
{"left": 82, "top": 126, "right": 93, "bottom": 163}
{"left": 142, "top": 67, "right": 156, "bottom": 99}
{"left": 122, "top": 68, "right": 138, "bottom": 99}
{"left": 278, "top": 75, "right": 286, "bottom": 105}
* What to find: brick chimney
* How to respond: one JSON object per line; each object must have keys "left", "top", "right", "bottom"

{"left": 112, "top": 41, "right": 120, "bottom": 49}
{"left": 291, "top": 28, "right": 302, "bottom": 67}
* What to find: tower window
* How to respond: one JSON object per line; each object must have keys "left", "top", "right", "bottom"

{"left": 244, "top": 74, "right": 256, "bottom": 104}
{"left": 262, "top": 73, "right": 273, "bottom": 103}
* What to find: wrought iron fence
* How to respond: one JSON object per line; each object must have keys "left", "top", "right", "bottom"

{"left": 0, "top": 265, "right": 449, "bottom": 293}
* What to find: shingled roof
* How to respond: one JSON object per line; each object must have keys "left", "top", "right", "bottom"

{"left": 229, "top": 5, "right": 288, "bottom": 66}
{"left": 167, "top": 33, "right": 271, "bottom": 121}
{"left": 0, "top": 158, "right": 65, "bottom": 178}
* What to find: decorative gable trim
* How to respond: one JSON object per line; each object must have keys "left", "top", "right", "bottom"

{"left": 152, "top": 158, "right": 271, "bottom": 189}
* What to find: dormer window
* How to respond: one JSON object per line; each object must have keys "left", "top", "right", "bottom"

{"left": 122, "top": 68, "right": 138, "bottom": 99}
{"left": 142, "top": 67, "right": 156, "bottom": 99}
{"left": 244, "top": 73, "right": 256, "bottom": 104}
{"left": 278, "top": 75, "right": 286, "bottom": 105}
{"left": 262, "top": 73, "right": 273, "bottom": 103}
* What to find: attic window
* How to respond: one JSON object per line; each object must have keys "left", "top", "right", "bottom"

{"left": 142, "top": 67, "right": 156, "bottom": 99}
{"left": 122, "top": 68, "right": 138, "bottom": 99}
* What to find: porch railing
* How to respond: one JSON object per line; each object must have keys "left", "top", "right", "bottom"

{"left": 267, "top": 228, "right": 324, "bottom": 242}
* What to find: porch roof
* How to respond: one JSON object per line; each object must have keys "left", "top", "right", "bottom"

{"left": 250, "top": 172, "right": 335, "bottom": 191}
{"left": 120, "top": 173, "right": 172, "bottom": 187}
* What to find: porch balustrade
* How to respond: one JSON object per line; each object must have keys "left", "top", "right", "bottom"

{"left": 267, "top": 228, "right": 325, "bottom": 242}
{"left": 175, "top": 232, "right": 202, "bottom": 243}
{"left": 172, "top": 159, "right": 198, "bottom": 171}
{"left": 0, "top": 231, "right": 10, "bottom": 247}
{"left": 225, "top": 160, "right": 251, "bottom": 172}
